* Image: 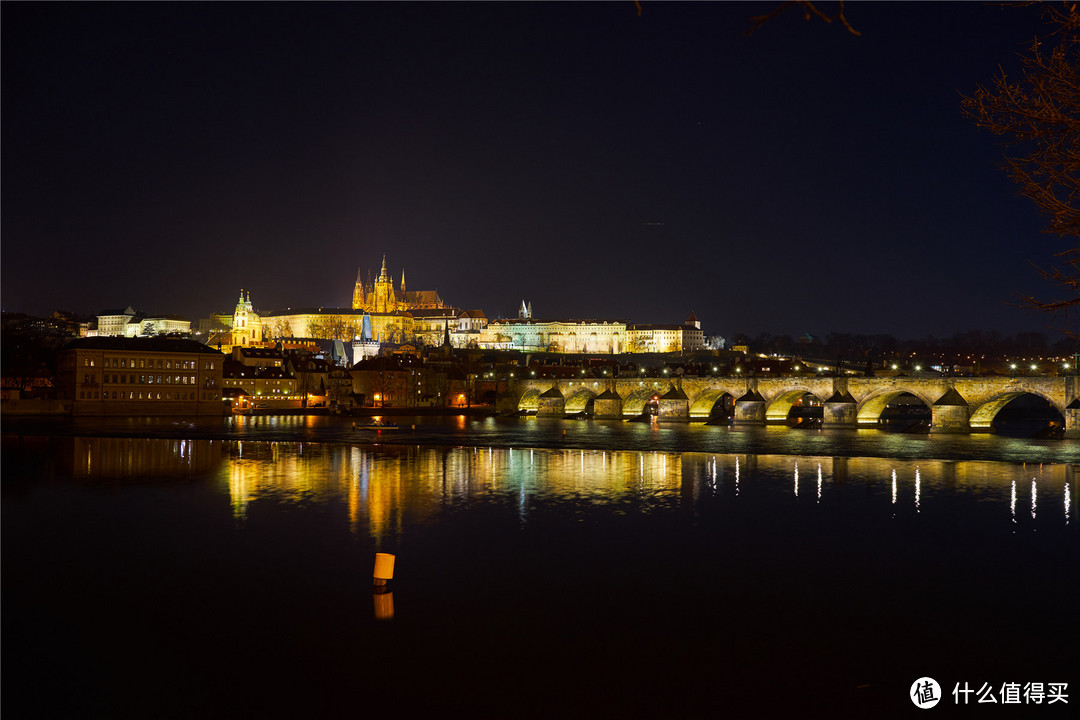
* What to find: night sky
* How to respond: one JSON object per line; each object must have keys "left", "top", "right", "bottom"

{"left": 2, "top": 2, "right": 1067, "bottom": 339}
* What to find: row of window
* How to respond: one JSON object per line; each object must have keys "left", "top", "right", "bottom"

{"left": 87, "top": 374, "right": 210, "bottom": 386}
{"left": 83, "top": 357, "right": 216, "bottom": 371}
{"left": 78, "top": 391, "right": 220, "bottom": 401}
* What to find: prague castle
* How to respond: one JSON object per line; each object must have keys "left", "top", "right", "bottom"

{"left": 352, "top": 255, "right": 444, "bottom": 313}
{"left": 197, "top": 254, "right": 703, "bottom": 357}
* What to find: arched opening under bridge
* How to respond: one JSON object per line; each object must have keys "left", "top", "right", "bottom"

{"left": 858, "top": 390, "right": 931, "bottom": 432}
{"left": 972, "top": 392, "right": 1065, "bottom": 438}
{"left": 765, "top": 390, "right": 823, "bottom": 427}
{"left": 517, "top": 388, "right": 541, "bottom": 414}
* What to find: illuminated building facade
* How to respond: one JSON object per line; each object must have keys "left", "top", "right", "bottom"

{"left": 90, "top": 307, "right": 191, "bottom": 338}
{"left": 58, "top": 337, "right": 226, "bottom": 415}
{"left": 478, "top": 305, "right": 703, "bottom": 354}
{"left": 222, "top": 346, "right": 301, "bottom": 411}
{"left": 481, "top": 318, "right": 627, "bottom": 353}
{"left": 627, "top": 315, "right": 704, "bottom": 353}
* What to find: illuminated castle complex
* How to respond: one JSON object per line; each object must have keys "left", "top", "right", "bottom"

{"left": 352, "top": 255, "right": 444, "bottom": 313}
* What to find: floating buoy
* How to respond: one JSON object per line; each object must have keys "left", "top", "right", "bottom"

{"left": 373, "top": 552, "right": 395, "bottom": 587}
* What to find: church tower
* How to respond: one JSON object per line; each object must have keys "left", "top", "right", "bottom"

{"left": 352, "top": 268, "right": 366, "bottom": 310}
{"left": 232, "top": 290, "right": 262, "bottom": 346}
{"left": 372, "top": 254, "right": 396, "bottom": 313}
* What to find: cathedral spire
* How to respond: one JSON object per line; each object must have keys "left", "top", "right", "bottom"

{"left": 378, "top": 254, "right": 389, "bottom": 281}
{"left": 401, "top": 269, "right": 406, "bottom": 293}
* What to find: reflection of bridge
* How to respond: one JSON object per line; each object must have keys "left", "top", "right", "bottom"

{"left": 508, "top": 375, "right": 1080, "bottom": 436}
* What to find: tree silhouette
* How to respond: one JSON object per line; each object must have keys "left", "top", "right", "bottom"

{"left": 962, "top": 4, "right": 1080, "bottom": 333}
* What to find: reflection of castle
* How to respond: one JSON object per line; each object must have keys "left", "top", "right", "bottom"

{"left": 353, "top": 255, "right": 445, "bottom": 313}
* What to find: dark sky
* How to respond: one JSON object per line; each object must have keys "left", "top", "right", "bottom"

{"left": 1, "top": 2, "right": 1067, "bottom": 339}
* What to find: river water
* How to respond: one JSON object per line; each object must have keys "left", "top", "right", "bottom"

{"left": 2, "top": 416, "right": 1077, "bottom": 718}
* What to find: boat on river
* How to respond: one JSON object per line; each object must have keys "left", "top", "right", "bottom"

{"left": 352, "top": 420, "right": 401, "bottom": 430}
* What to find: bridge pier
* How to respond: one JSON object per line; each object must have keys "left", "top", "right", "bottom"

{"left": 1066, "top": 398, "right": 1080, "bottom": 438}
{"left": 734, "top": 390, "right": 766, "bottom": 426}
{"left": 657, "top": 385, "right": 690, "bottom": 422}
{"left": 822, "top": 391, "right": 857, "bottom": 428}
{"left": 537, "top": 387, "right": 565, "bottom": 417}
{"left": 930, "top": 389, "right": 970, "bottom": 433}
{"left": 594, "top": 389, "right": 622, "bottom": 419}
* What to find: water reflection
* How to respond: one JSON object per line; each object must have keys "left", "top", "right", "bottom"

{"left": 42, "top": 438, "right": 1079, "bottom": 540}
{"left": 58, "top": 437, "right": 224, "bottom": 479}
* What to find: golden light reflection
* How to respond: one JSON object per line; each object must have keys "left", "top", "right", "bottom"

{"left": 62, "top": 437, "right": 223, "bottom": 479}
{"left": 54, "top": 439, "right": 1077, "bottom": 538}
{"left": 1066, "top": 482, "right": 1071, "bottom": 525}
{"left": 1011, "top": 479, "right": 1017, "bottom": 526}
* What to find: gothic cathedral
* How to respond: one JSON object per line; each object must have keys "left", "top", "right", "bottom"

{"left": 351, "top": 255, "right": 445, "bottom": 313}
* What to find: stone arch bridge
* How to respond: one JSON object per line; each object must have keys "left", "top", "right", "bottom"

{"left": 507, "top": 375, "right": 1080, "bottom": 437}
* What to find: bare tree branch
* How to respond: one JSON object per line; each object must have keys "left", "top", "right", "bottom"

{"left": 744, "top": 1, "right": 861, "bottom": 37}
{"left": 962, "top": 3, "right": 1080, "bottom": 333}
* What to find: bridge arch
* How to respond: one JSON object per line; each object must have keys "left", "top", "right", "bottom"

{"left": 517, "top": 388, "right": 542, "bottom": 413}
{"left": 856, "top": 388, "right": 936, "bottom": 425}
{"left": 765, "top": 388, "right": 825, "bottom": 423}
{"left": 689, "top": 388, "right": 740, "bottom": 419}
{"left": 623, "top": 387, "right": 662, "bottom": 417}
{"left": 969, "top": 390, "right": 1066, "bottom": 431}
{"left": 565, "top": 388, "right": 598, "bottom": 414}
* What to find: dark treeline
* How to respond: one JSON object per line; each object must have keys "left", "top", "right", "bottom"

{"left": 731, "top": 330, "right": 1080, "bottom": 363}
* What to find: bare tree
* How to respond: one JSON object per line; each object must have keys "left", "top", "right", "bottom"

{"left": 962, "top": 4, "right": 1080, "bottom": 333}
{"left": 743, "top": 1, "right": 861, "bottom": 37}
